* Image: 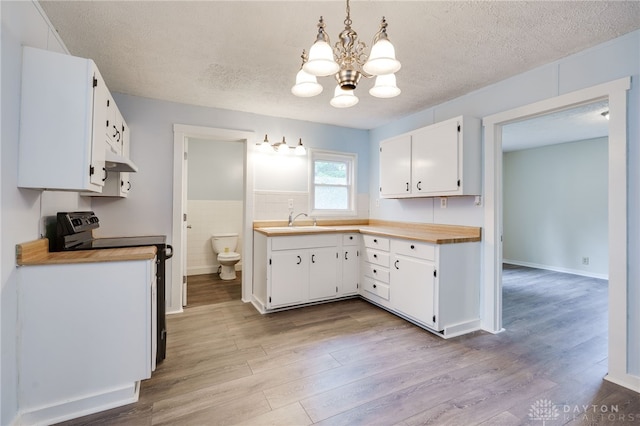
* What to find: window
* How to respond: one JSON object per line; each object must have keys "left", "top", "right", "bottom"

{"left": 310, "top": 150, "right": 357, "bottom": 216}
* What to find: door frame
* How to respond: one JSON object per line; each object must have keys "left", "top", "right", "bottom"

{"left": 481, "top": 77, "right": 639, "bottom": 391}
{"left": 171, "top": 124, "right": 255, "bottom": 313}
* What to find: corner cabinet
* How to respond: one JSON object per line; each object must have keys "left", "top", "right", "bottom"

{"left": 379, "top": 116, "right": 481, "bottom": 198}
{"left": 360, "top": 235, "right": 481, "bottom": 338}
{"left": 18, "top": 47, "right": 134, "bottom": 194}
{"left": 252, "top": 231, "right": 360, "bottom": 311}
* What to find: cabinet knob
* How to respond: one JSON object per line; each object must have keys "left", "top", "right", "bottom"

{"left": 373, "top": 239, "right": 378, "bottom": 243}
{"left": 373, "top": 284, "right": 377, "bottom": 289}
{"left": 373, "top": 254, "right": 377, "bottom": 258}
{"left": 410, "top": 244, "right": 415, "bottom": 249}
{"left": 349, "top": 236, "right": 353, "bottom": 240}
{"left": 373, "top": 269, "right": 377, "bottom": 274}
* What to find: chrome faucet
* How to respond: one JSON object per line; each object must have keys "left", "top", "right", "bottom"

{"left": 288, "top": 212, "right": 308, "bottom": 227}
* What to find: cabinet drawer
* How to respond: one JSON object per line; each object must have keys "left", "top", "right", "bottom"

{"left": 362, "top": 235, "right": 390, "bottom": 251}
{"left": 362, "top": 278, "right": 390, "bottom": 301}
{"left": 342, "top": 233, "right": 360, "bottom": 246}
{"left": 391, "top": 239, "right": 435, "bottom": 260}
{"left": 362, "top": 263, "right": 390, "bottom": 283}
{"left": 271, "top": 234, "right": 338, "bottom": 251}
{"left": 363, "top": 249, "right": 389, "bottom": 267}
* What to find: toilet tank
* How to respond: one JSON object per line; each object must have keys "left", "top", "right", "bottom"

{"left": 211, "top": 233, "right": 238, "bottom": 253}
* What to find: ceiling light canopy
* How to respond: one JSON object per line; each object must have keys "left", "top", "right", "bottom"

{"left": 291, "top": 0, "right": 401, "bottom": 108}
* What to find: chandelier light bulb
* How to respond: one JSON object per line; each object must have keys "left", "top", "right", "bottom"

{"left": 291, "top": 69, "right": 323, "bottom": 97}
{"left": 363, "top": 38, "right": 401, "bottom": 75}
{"left": 330, "top": 85, "right": 359, "bottom": 108}
{"left": 369, "top": 73, "right": 401, "bottom": 98}
{"left": 304, "top": 40, "right": 340, "bottom": 77}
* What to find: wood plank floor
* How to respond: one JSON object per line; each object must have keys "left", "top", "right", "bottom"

{"left": 57, "top": 265, "right": 640, "bottom": 425}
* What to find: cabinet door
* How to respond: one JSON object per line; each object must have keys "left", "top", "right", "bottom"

{"left": 309, "top": 247, "right": 339, "bottom": 300}
{"left": 391, "top": 255, "right": 436, "bottom": 328}
{"left": 412, "top": 119, "right": 459, "bottom": 194}
{"left": 89, "top": 68, "right": 108, "bottom": 188}
{"left": 380, "top": 134, "right": 412, "bottom": 197}
{"left": 269, "top": 251, "right": 309, "bottom": 307}
{"left": 341, "top": 248, "right": 359, "bottom": 295}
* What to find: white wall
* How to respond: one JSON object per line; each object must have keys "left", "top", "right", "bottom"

{"left": 370, "top": 31, "right": 640, "bottom": 376}
{"left": 1, "top": 2, "right": 92, "bottom": 423}
{"left": 503, "top": 137, "right": 608, "bottom": 278}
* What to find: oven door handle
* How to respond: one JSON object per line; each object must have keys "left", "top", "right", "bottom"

{"left": 165, "top": 244, "right": 174, "bottom": 259}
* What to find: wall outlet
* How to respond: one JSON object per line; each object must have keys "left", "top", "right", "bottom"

{"left": 375, "top": 198, "right": 380, "bottom": 207}
{"left": 440, "top": 197, "right": 447, "bottom": 209}
{"left": 288, "top": 199, "right": 294, "bottom": 209}
{"left": 582, "top": 257, "right": 590, "bottom": 265}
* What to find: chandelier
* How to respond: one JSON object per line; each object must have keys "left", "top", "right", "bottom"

{"left": 291, "top": 0, "right": 401, "bottom": 108}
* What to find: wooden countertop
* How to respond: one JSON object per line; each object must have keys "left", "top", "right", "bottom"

{"left": 16, "top": 238, "right": 157, "bottom": 266}
{"left": 254, "top": 219, "right": 481, "bottom": 244}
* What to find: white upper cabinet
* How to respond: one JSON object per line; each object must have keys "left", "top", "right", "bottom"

{"left": 18, "top": 47, "right": 135, "bottom": 193}
{"left": 379, "top": 116, "right": 481, "bottom": 198}
{"left": 379, "top": 134, "right": 412, "bottom": 197}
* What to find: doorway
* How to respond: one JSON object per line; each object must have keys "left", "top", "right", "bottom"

{"left": 482, "top": 77, "right": 637, "bottom": 391}
{"left": 171, "top": 125, "right": 256, "bottom": 314}
{"left": 185, "top": 137, "right": 245, "bottom": 307}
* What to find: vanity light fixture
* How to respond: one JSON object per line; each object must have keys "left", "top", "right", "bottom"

{"left": 257, "top": 135, "right": 307, "bottom": 156}
{"left": 291, "top": 0, "right": 401, "bottom": 108}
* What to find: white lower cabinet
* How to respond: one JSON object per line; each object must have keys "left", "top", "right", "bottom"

{"left": 360, "top": 236, "right": 480, "bottom": 338}
{"left": 341, "top": 233, "right": 360, "bottom": 295}
{"left": 253, "top": 230, "right": 480, "bottom": 337}
{"left": 270, "top": 250, "right": 309, "bottom": 307}
{"left": 17, "top": 258, "right": 156, "bottom": 424}
{"left": 308, "top": 247, "right": 339, "bottom": 300}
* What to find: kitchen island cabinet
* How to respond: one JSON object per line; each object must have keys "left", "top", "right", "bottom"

{"left": 16, "top": 240, "right": 156, "bottom": 425}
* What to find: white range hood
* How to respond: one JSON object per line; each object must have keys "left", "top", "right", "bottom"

{"left": 104, "top": 150, "right": 138, "bottom": 173}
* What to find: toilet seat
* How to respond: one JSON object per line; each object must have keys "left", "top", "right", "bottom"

{"left": 218, "top": 252, "right": 241, "bottom": 262}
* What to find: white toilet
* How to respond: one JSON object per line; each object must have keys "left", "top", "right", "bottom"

{"left": 211, "top": 233, "right": 241, "bottom": 280}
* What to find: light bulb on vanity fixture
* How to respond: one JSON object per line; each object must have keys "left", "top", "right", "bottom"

{"left": 291, "top": 0, "right": 401, "bottom": 108}
{"left": 257, "top": 134, "right": 307, "bottom": 156}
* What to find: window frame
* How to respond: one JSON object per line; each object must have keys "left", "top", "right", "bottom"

{"left": 309, "top": 149, "right": 357, "bottom": 217}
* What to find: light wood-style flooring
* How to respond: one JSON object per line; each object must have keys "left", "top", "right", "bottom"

{"left": 58, "top": 266, "right": 640, "bottom": 425}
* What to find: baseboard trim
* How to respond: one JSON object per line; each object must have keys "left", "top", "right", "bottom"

{"left": 503, "top": 259, "right": 608, "bottom": 280}
{"left": 18, "top": 383, "right": 139, "bottom": 426}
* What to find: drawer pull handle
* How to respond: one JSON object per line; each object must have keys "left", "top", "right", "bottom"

{"left": 311, "top": 254, "right": 316, "bottom": 263}
{"left": 417, "top": 181, "right": 422, "bottom": 191}
{"left": 296, "top": 256, "right": 302, "bottom": 265}
{"left": 394, "top": 260, "right": 399, "bottom": 269}
{"left": 410, "top": 244, "right": 415, "bottom": 249}
{"left": 344, "top": 251, "right": 348, "bottom": 260}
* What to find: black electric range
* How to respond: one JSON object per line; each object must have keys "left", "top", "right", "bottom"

{"left": 51, "top": 211, "right": 172, "bottom": 364}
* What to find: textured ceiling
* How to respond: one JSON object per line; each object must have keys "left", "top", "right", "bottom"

{"left": 40, "top": 1, "right": 640, "bottom": 131}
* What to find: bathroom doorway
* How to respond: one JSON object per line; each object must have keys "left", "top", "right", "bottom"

{"left": 171, "top": 125, "right": 255, "bottom": 313}
{"left": 185, "top": 137, "right": 244, "bottom": 307}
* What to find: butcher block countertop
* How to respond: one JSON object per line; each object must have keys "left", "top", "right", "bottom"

{"left": 254, "top": 219, "right": 481, "bottom": 244}
{"left": 16, "top": 238, "right": 157, "bottom": 266}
